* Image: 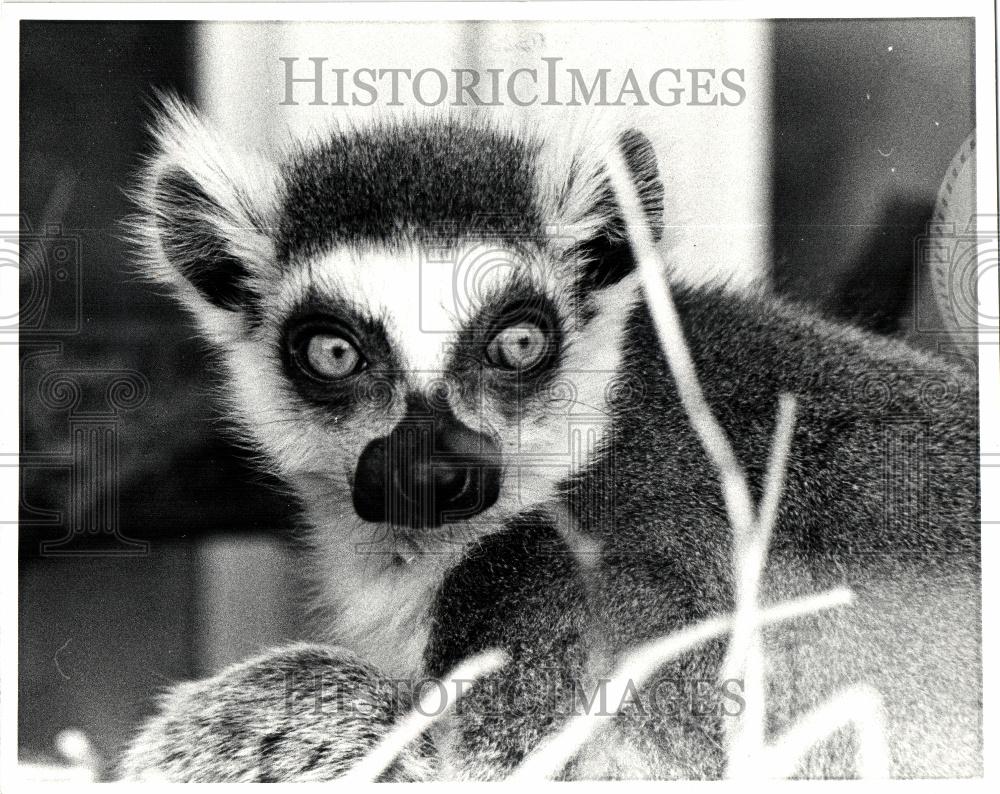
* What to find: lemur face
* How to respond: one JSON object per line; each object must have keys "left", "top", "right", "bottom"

{"left": 135, "top": 102, "right": 664, "bottom": 560}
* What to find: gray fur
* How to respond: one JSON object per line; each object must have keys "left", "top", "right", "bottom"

{"left": 423, "top": 291, "right": 980, "bottom": 778}
{"left": 118, "top": 645, "right": 437, "bottom": 782}
{"left": 122, "top": 107, "right": 980, "bottom": 780}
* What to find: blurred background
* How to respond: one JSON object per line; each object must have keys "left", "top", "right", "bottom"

{"left": 17, "top": 18, "right": 975, "bottom": 775}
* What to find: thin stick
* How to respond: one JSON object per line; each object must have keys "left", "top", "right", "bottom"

{"left": 508, "top": 587, "right": 854, "bottom": 781}
{"left": 757, "top": 685, "right": 890, "bottom": 778}
{"left": 521, "top": 146, "right": 886, "bottom": 783}
{"left": 604, "top": 151, "right": 757, "bottom": 537}
{"left": 341, "top": 649, "right": 509, "bottom": 782}
{"left": 756, "top": 394, "right": 799, "bottom": 542}
{"left": 605, "top": 148, "right": 804, "bottom": 774}
{"left": 550, "top": 503, "right": 613, "bottom": 678}
{"left": 722, "top": 394, "right": 798, "bottom": 775}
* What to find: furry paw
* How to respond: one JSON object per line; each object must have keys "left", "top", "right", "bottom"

{"left": 118, "top": 643, "right": 437, "bottom": 782}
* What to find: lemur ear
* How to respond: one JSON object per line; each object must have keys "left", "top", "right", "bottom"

{"left": 615, "top": 128, "right": 665, "bottom": 240}
{"left": 572, "top": 128, "right": 664, "bottom": 291}
{"left": 152, "top": 168, "right": 254, "bottom": 312}
{"left": 132, "top": 98, "right": 280, "bottom": 329}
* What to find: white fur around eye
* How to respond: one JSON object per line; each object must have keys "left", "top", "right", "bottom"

{"left": 487, "top": 322, "right": 548, "bottom": 370}
{"left": 305, "top": 334, "right": 362, "bottom": 378}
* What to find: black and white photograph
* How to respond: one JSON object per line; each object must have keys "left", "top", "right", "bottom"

{"left": 4, "top": 0, "right": 999, "bottom": 784}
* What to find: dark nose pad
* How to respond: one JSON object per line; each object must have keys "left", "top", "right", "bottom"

{"left": 352, "top": 410, "right": 501, "bottom": 529}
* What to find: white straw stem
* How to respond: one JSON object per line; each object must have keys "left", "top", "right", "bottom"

{"left": 342, "top": 649, "right": 509, "bottom": 782}
{"left": 508, "top": 587, "right": 853, "bottom": 781}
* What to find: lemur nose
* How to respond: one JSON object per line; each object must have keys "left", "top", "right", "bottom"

{"left": 352, "top": 398, "right": 501, "bottom": 529}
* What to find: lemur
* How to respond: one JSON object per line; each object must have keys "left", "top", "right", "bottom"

{"left": 120, "top": 99, "right": 980, "bottom": 780}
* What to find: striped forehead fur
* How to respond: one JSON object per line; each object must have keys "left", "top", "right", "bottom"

{"left": 277, "top": 116, "right": 546, "bottom": 261}
{"left": 278, "top": 109, "right": 653, "bottom": 261}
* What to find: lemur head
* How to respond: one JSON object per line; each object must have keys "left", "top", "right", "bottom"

{"left": 134, "top": 100, "right": 664, "bottom": 565}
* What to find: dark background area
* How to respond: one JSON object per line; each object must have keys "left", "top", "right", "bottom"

{"left": 18, "top": 21, "right": 301, "bottom": 770}
{"left": 772, "top": 18, "right": 975, "bottom": 335}
{"left": 17, "top": 19, "right": 976, "bottom": 770}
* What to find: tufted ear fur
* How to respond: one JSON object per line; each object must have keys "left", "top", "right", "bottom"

{"left": 618, "top": 128, "right": 666, "bottom": 240}
{"left": 542, "top": 127, "right": 664, "bottom": 293}
{"left": 129, "top": 97, "right": 282, "bottom": 339}
{"left": 579, "top": 128, "right": 664, "bottom": 291}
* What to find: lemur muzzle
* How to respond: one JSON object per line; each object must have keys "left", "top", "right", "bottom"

{"left": 352, "top": 398, "right": 501, "bottom": 529}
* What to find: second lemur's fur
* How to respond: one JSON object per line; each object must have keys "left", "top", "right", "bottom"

{"left": 121, "top": 101, "right": 980, "bottom": 780}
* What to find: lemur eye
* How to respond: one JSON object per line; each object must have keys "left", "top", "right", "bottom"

{"left": 303, "top": 333, "right": 364, "bottom": 379}
{"left": 486, "top": 321, "right": 550, "bottom": 371}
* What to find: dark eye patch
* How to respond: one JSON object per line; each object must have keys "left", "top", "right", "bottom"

{"left": 280, "top": 292, "right": 399, "bottom": 411}
{"left": 449, "top": 285, "right": 564, "bottom": 420}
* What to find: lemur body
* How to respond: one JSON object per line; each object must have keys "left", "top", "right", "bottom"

{"left": 121, "top": 101, "right": 980, "bottom": 780}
